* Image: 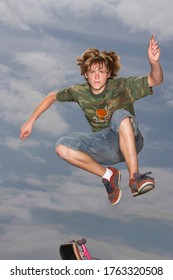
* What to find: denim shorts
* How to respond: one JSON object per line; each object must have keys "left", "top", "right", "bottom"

{"left": 56, "top": 109, "right": 144, "bottom": 165}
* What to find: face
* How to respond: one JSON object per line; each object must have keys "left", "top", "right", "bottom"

{"left": 85, "top": 63, "right": 110, "bottom": 95}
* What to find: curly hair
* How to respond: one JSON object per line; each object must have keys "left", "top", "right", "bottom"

{"left": 77, "top": 48, "right": 121, "bottom": 78}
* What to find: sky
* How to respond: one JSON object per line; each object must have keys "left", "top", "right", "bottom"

{"left": 0, "top": 0, "right": 173, "bottom": 260}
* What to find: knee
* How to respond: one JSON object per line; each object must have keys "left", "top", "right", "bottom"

{"left": 55, "top": 144, "right": 69, "bottom": 159}
{"left": 119, "top": 117, "right": 136, "bottom": 135}
{"left": 110, "top": 109, "right": 131, "bottom": 132}
{"left": 120, "top": 116, "right": 132, "bottom": 127}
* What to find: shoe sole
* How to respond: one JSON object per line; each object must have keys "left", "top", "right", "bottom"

{"left": 132, "top": 191, "right": 138, "bottom": 197}
{"left": 111, "top": 171, "right": 122, "bottom": 205}
{"left": 133, "top": 182, "right": 155, "bottom": 197}
{"left": 111, "top": 189, "right": 122, "bottom": 205}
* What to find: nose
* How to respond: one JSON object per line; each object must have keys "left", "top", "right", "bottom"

{"left": 95, "top": 71, "right": 100, "bottom": 79}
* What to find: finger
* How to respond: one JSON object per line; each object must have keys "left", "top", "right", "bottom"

{"left": 20, "top": 131, "right": 29, "bottom": 140}
{"left": 149, "top": 35, "right": 155, "bottom": 49}
{"left": 150, "top": 34, "right": 156, "bottom": 42}
{"left": 152, "top": 47, "right": 161, "bottom": 57}
{"left": 152, "top": 40, "right": 160, "bottom": 53}
{"left": 19, "top": 133, "right": 25, "bottom": 140}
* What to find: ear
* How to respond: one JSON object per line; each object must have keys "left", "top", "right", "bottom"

{"left": 107, "top": 72, "right": 111, "bottom": 78}
{"left": 84, "top": 73, "right": 88, "bottom": 79}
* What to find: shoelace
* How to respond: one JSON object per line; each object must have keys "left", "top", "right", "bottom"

{"left": 103, "top": 181, "right": 114, "bottom": 194}
{"left": 134, "top": 171, "right": 154, "bottom": 180}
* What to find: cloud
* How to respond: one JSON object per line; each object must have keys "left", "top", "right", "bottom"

{"left": 14, "top": 51, "right": 73, "bottom": 89}
{"left": 0, "top": 0, "right": 50, "bottom": 31}
{"left": 0, "top": 0, "right": 172, "bottom": 261}
{"left": 147, "top": 140, "right": 173, "bottom": 152}
{"left": 1, "top": 166, "right": 173, "bottom": 223}
{"left": 0, "top": 136, "right": 43, "bottom": 151}
{"left": 0, "top": 1, "right": 170, "bottom": 139}
{"left": 0, "top": 223, "right": 68, "bottom": 259}
{"left": 0, "top": 53, "right": 71, "bottom": 136}
{"left": 0, "top": 136, "right": 51, "bottom": 163}
{"left": 1, "top": 0, "right": 173, "bottom": 41}
{"left": 0, "top": 166, "right": 173, "bottom": 259}
{"left": 160, "top": 86, "right": 173, "bottom": 108}
{"left": 0, "top": 83, "right": 69, "bottom": 137}
{"left": 114, "top": 0, "right": 173, "bottom": 40}
{"left": 0, "top": 0, "right": 106, "bottom": 31}
{"left": 1, "top": 222, "right": 171, "bottom": 260}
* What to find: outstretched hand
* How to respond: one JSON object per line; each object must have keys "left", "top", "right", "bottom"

{"left": 20, "top": 121, "right": 33, "bottom": 141}
{"left": 148, "top": 34, "right": 161, "bottom": 64}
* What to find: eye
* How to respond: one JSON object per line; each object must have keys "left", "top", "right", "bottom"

{"left": 99, "top": 70, "right": 107, "bottom": 74}
{"left": 88, "top": 70, "right": 95, "bottom": 74}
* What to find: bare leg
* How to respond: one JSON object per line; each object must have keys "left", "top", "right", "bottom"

{"left": 56, "top": 118, "right": 138, "bottom": 180}
{"left": 56, "top": 144, "right": 106, "bottom": 177}
{"left": 119, "top": 117, "right": 138, "bottom": 179}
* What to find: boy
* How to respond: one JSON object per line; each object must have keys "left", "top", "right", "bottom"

{"left": 20, "top": 35, "right": 163, "bottom": 205}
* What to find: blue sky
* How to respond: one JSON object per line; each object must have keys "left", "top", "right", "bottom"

{"left": 0, "top": 0, "right": 173, "bottom": 260}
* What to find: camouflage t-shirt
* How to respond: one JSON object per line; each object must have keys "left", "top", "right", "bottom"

{"left": 56, "top": 76, "right": 153, "bottom": 132}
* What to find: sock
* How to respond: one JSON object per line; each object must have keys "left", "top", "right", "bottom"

{"left": 102, "top": 168, "right": 113, "bottom": 181}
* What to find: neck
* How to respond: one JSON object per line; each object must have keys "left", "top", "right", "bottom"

{"left": 90, "top": 83, "right": 107, "bottom": 95}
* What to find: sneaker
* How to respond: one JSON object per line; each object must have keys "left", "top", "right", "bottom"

{"left": 102, "top": 167, "right": 122, "bottom": 205}
{"left": 129, "top": 172, "right": 155, "bottom": 197}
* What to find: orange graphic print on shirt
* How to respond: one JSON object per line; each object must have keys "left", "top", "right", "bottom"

{"left": 93, "top": 106, "right": 110, "bottom": 123}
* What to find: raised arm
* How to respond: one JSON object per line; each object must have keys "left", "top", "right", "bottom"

{"left": 147, "top": 34, "right": 163, "bottom": 87}
{"left": 20, "top": 91, "right": 57, "bottom": 140}
{"left": 148, "top": 35, "right": 163, "bottom": 87}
